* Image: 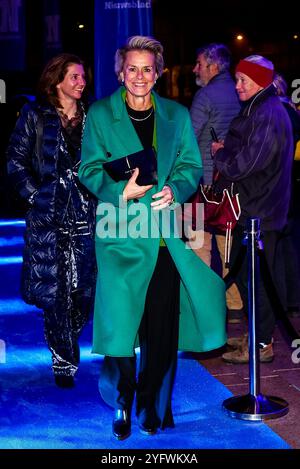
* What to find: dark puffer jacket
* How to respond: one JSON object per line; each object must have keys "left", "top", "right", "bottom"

{"left": 214, "top": 85, "right": 294, "bottom": 231}
{"left": 6, "top": 102, "right": 96, "bottom": 310}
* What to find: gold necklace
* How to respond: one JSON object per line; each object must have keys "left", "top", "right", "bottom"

{"left": 128, "top": 107, "right": 154, "bottom": 122}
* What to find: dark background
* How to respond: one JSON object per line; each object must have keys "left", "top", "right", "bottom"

{"left": 2, "top": 0, "right": 300, "bottom": 101}
{"left": 1, "top": 0, "right": 300, "bottom": 217}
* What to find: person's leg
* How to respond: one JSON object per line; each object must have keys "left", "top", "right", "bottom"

{"left": 258, "top": 230, "right": 286, "bottom": 345}
{"left": 137, "top": 247, "right": 180, "bottom": 430}
{"left": 70, "top": 288, "right": 93, "bottom": 365}
{"left": 44, "top": 302, "right": 78, "bottom": 381}
{"left": 43, "top": 231, "right": 88, "bottom": 383}
{"left": 222, "top": 226, "right": 278, "bottom": 363}
{"left": 69, "top": 226, "right": 96, "bottom": 363}
{"left": 187, "top": 230, "right": 212, "bottom": 266}
{"left": 221, "top": 225, "right": 249, "bottom": 362}
{"left": 227, "top": 225, "right": 248, "bottom": 313}
{"left": 99, "top": 355, "right": 136, "bottom": 411}
{"left": 99, "top": 355, "right": 136, "bottom": 440}
{"left": 44, "top": 291, "right": 93, "bottom": 385}
{"left": 228, "top": 228, "right": 282, "bottom": 345}
{"left": 215, "top": 233, "right": 244, "bottom": 317}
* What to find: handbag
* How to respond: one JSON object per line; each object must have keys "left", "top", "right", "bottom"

{"left": 103, "top": 147, "right": 158, "bottom": 186}
{"left": 199, "top": 183, "right": 241, "bottom": 232}
{"left": 183, "top": 172, "right": 241, "bottom": 266}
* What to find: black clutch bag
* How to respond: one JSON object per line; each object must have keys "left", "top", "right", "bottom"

{"left": 103, "top": 147, "right": 158, "bottom": 186}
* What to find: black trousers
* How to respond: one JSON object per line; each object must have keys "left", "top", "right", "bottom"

{"left": 99, "top": 247, "right": 180, "bottom": 429}
{"left": 230, "top": 224, "right": 286, "bottom": 344}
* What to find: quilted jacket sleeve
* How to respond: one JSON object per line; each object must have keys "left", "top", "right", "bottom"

{"left": 6, "top": 103, "right": 40, "bottom": 201}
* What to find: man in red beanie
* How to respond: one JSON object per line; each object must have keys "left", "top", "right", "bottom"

{"left": 211, "top": 55, "right": 294, "bottom": 363}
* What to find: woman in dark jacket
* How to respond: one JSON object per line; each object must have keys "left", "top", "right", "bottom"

{"left": 6, "top": 53, "right": 96, "bottom": 388}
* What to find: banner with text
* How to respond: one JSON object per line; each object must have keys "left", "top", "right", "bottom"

{"left": 0, "top": 0, "right": 25, "bottom": 71}
{"left": 43, "top": 0, "right": 62, "bottom": 63}
{"left": 94, "top": 0, "right": 153, "bottom": 99}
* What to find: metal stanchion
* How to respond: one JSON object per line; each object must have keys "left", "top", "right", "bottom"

{"left": 223, "top": 217, "right": 289, "bottom": 421}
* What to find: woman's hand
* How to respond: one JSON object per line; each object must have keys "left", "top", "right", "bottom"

{"left": 211, "top": 140, "right": 224, "bottom": 157}
{"left": 151, "top": 185, "right": 174, "bottom": 211}
{"left": 123, "top": 168, "right": 153, "bottom": 201}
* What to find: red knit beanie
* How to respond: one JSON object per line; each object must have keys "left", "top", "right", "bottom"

{"left": 235, "top": 59, "right": 274, "bottom": 88}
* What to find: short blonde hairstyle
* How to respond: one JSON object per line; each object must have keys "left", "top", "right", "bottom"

{"left": 114, "top": 35, "right": 164, "bottom": 82}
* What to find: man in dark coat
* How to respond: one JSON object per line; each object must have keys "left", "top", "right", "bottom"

{"left": 189, "top": 43, "right": 243, "bottom": 323}
{"left": 212, "top": 55, "right": 294, "bottom": 363}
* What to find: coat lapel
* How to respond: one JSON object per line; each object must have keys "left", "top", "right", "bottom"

{"left": 110, "top": 88, "right": 143, "bottom": 155}
{"left": 109, "top": 88, "right": 178, "bottom": 187}
{"left": 153, "top": 93, "right": 177, "bottom": 189}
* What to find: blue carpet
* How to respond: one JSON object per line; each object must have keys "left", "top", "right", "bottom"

{"left": 0, "top": 305, "right": 290, "bottom": 450}
{"left": 0, "top": 219, "right": 290, "bottom": 449}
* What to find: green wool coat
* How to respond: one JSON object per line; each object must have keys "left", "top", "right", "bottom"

{"left": 79, "top": 87, "right": 226, "bottom": 356}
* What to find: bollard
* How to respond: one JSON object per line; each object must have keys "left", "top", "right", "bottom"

{"left": 222, "top": 217, "right": 289, "bottom": 420}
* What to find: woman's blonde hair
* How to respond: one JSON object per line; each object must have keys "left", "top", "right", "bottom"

{"left": 114, "top": 35, "right": 164, "bottom": 82}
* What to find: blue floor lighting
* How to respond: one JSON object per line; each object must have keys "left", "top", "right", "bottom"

{"left": 0, "top": 219, "right": 291, "bottom": 450}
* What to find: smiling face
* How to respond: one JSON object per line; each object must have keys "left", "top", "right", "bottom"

{"left": 120, "top": 50, "right": 158, "bottom": 100}
{"left": 235, "top": 72, "right": 263, "bottom": 101}
{"left": 56, "top": 63, "right": 86, "bottom": 104}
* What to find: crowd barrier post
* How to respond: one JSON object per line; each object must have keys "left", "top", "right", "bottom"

{"left": 222, "top": 217, "right": 289, "bottom": 420}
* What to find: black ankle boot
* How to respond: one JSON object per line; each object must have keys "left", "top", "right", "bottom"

{"left": 138, "top": 408, "right": 159, "bottom": 435}
{"left": 54, "top": 375, "right": 75, "bottom": 388}
{"left": 112, "top": 409, "right": 131, "bottom": 440}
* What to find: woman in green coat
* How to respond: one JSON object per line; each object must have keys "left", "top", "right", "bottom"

{"left": 79, "top": 36, "right": 226, "bottom": 440}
